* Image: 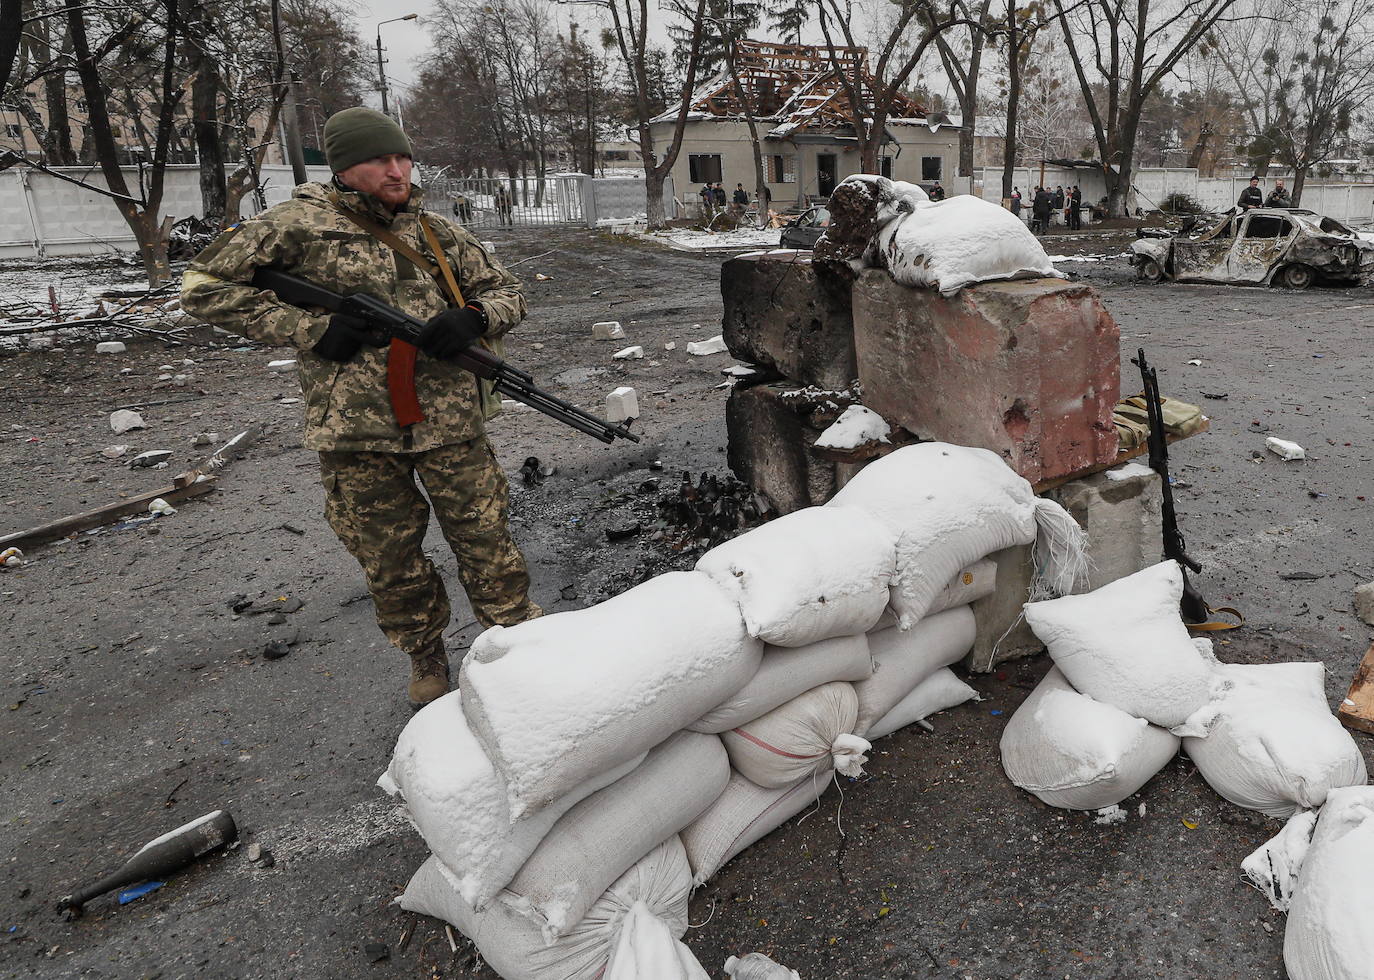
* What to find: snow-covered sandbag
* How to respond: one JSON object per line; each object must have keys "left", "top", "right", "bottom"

{"left": 681, "top": 770, "right": 829, "bottom": 884}
{"left": 830, "top": 443, "right": 1086, "bottom": 629}
{"left": 1242, "top": 809, "right": 1318, "bottom": 912}
{"left": 721, "top": 682, "right": 868, "bottom": 789}
{"left": 724, "top": 952, "right": 803, "bottom": 979}
{"left": 605, "top": 900, "right": 711, "bottom": 980}
{"left": 460, "top": 571, "right": 761, "bottom": 819}
{"left": 1182, "top": 660, "right": 1367, "bottom": 818}
{"left": 855, "top": 607, "right": 976, "bottom": 734}
{"left": 400, "top": 837, "right": 693, "bottom": 980}
{"left": 865, "top": 667, "right": 979, "bottom": 740}
{"left": 1284, "top": 787, "right": 1374, "bottom": 980}
{"left": 872, "top": 557, "right": 998, "bottom": 630}
{"left": 1024, "top": 561, "right": 1218, "bottom": 729}
{"left": 875, "top": 194, "right": 1062, "bottom": 296}
{"left": 378, "top": 691, "right": 644, "bottom": 909}
{"left": 501, "top": 731, "right": 728, "bottom": 941}
{"left": 695, "top": 506, "right": 896, "bottom": 647}
{"left": 689, "top": 635, "right": 873, "bottom": 734}
{"left": 999, "top": 667, "right": 1180, "bottom": 810}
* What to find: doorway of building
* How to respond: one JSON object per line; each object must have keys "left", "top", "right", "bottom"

{"left": 817, "top": 153, "right": 837, "bottom": 198}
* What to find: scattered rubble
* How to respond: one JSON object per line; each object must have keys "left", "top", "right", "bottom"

{"left": 130, "top": 450, "right": 173, "bottom": 469}
{"left": 686, "top": 336, "right": 728, "bottom": 356}
{"left": 1354, "top": 583, "right": 1374, "bottom": 627}
{"left": 109, "top": 410, "right": 146, "bottom": 434}
{"left": 592, "top": 321, "right": 626, "bottom": 340}
{"left": 1266, "top": 437, "right": 1306, "bottom": 460}
{"left": 606, "top": 386, "right": 639, "bottom": 423}
{"left": 95, "top": 341, "right": 126, "bottom": 354}
{"left": 612, "top": 345, "right": 644, "bottom": 360}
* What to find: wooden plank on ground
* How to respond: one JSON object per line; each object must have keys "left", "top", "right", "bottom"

{"left": 0, "top": 478, "right": 218, "bottom": 551}
{"left": 1338, "top": 641, "right": 1374, "bottom": 737}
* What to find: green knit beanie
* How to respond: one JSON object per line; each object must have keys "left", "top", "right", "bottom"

{"left": 323, "top": 107, "right": 413, "bottom": 173}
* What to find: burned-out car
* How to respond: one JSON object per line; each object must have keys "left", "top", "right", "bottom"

{"left": 1129, "top": 207, "right": 1374, "bottom": 288}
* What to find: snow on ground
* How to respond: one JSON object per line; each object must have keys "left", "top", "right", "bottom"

{"left": 644, "top": 227, "right": 783, "bottom": 252}
{"left": 0, "top": 255, "right": 151, "bottom": 318}
{"left": 1045, "top": 253, "right": 1124, "bottom": 263}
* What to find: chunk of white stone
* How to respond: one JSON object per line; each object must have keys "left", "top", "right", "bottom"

{"left": 612, "top": 345, "right": 644, "bottom": 360}
{"left": 606, "top": 386, "right": 640, "bottom": 423}
{"left": 592, "top": 321, "right": 626, "bottom": 341}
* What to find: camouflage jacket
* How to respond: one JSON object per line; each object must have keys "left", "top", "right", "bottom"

{"left": 181, "top": 181, "right": 526, "bottom": 453}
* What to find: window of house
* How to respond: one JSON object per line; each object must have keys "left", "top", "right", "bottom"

{"left": 880, "top": 155, "right": 893, "bottom": 178}
{"left": 4, "top": 124, "right": 20, "bottom": 138}
{"left": 921, "top": 156, "right": 942, "bottom": 180}
{"left": 688, "top": 153, "right": 722, "bottom": 184}
{"left": 246, "top": 126, "right": 257, "bottom": 140}
{"left": 1244, "top": 215, "right": 1291, "bottom": 238}
{"left": 767, "top": 154, "right": 795, "bottom": 183}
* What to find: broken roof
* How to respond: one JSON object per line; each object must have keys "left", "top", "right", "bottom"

{"left": 650, "top": 39, "right": 929, "bottom": 139}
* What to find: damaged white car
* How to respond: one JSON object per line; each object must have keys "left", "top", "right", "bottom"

{"left": 1129, "top": 207, "right": 1374, "bottom": 288}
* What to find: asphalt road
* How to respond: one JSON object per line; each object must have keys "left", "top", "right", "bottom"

{"left": 1, "top": 227, "right": 1371, "bottom": 979}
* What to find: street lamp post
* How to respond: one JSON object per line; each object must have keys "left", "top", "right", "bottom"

{"left": 376, "top": 14, "right": 418, "bottom": 117}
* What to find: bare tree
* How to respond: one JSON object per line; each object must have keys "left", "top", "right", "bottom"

{"left": 1209, "top": 0, "right": 1289, "bottom": 174}
{"left": 1268, "top": 0, "right": 1374, "bottom": 202}
{"left": 1052, "top": 0, "right": 1240, "bottom": 216}
{"left": 928, "top": 0, "right": 994, "bottom": 178}
{"left": 813, "top": 0, "right": 981, "bottom": 173}
{"left": 597, "top": 0, "right": 712, "bottom": 229}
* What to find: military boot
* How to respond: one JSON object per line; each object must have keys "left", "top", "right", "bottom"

{"left": 408, "top": 640, "right": 450, "bottom": 711}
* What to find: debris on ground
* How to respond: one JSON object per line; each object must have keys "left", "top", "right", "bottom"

{"left": 148, "top": 498, "right": 177, "bottom": 517}
{"left": 0, "top": 546, "right": 23, "bottom": 568}
{"left": 655, "top": 471, "right": 775, "bottom": 551}
{"left": 95, "top": 342, "right": 126, "bottom": 354}
{"left": 593, "top": 321, "right": 626, "bottom": 340}
{"left": 606, "top": 386, "right": 639, "bottom": 423}
{"left": 1350, "top": 584, "right": 1374, "bottom": 627}
{"left": 130, "top": 450, "right": 173, "bottom": 469}
{"left": 109, "top": 409, "right": 146, "bottom": 434}
{"left": 1337, "top": 641, "right": 1374, "bottom": 735}
{"left": 613, "top": 345, "right": 644, "bottom": 360}
{"left": 686, "top": 336, "right": 728, "bottom": 356}
{"left": 1266, "top": 437, "right": 1306, "bottom": 460}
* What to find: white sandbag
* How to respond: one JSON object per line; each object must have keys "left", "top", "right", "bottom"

{"left": 1182, "top": 660, "right": 1367, "bottom": 818}
{"left": 865, "top": 667, "right": 979, "bottom": 740}
{"left": 503, "top": 731, "right": 729, "bottom": 941}
{"left": 378, "top": 691, "right": 645, "bottom": 909}
{"left": 689, "top": 635, "right": 873, "bottom": 734}
{"left": 871, "top": 558, "right": 998, "bottom": 630}
{"left": 724, "top": 952, "right": 803, "bottom": 979}
{"left": 695, "top": 505, "right": 896, "bottom": 647}
{"left": 1284, "top": 786, "right": 1374, "bottom": 980}
{"left": 682, "top": 770, "right": 829, "bottom": 884}
{"left": 721, "top": 682, "right": 868, "bottom": 789}
{"left": 461, "top": 571, "right": 761, "bottom": 819}
{"left": 830, "top": 443, "right": 1085, "bottom": 628}
{"left": 605, "top": 901, "right": 711, "bottom": 980}
{"left": 999, "top": 667, "right": 1180, "bottom": 810}
{"left": 400, "top": 837, "right": 693, "bottom": 980}
{"left": 1242, "top": 809, "right": 1318, "bottom": 912}
{"left": 1025, "top": 561, "right": 1218, "bottom": 729}
{"left": 855, "top": 607, "right": 976, "bottom": 734}
{"left": 875, "top": 194, "right": 1062, "bottom": 296}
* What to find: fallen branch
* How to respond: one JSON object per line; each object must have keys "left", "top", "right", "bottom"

{"left": 0, "top": 425, "right": 261, "bottom": 552}
{"left": 505, "top": 248, "right": 559, "bottom": 268}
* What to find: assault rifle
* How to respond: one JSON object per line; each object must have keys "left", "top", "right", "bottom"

{"left": 1133, "top": 347, "right": 1208, "bottom": 623}
{"left": 251, "top": 267, "right": 640, "bottom": 446}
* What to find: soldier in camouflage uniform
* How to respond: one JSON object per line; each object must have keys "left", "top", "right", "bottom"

{"left": 181, "top": 107, "right": 541, "bottom": 708}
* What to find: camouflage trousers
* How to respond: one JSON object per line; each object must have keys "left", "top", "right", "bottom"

{"left": 319, "top": 437, "right": 541, "bottom": 655}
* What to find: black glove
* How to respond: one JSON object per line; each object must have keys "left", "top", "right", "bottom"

{"left": 416, "top": 304, "right": 486, "bottom": 360}
{"left": 313, "top": 312, "right": 378, "bottom": 363}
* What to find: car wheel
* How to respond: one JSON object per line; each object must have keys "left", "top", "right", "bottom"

{"left": 1138, "top": 258, "right": 1165, "bottom": 283}
{"left": 1281, "top": 263, "right": 1315, "bottom": 289}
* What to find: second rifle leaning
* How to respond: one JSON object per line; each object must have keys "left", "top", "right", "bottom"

{"left": 252, "top": 267, "right": 640, "bottom": 446}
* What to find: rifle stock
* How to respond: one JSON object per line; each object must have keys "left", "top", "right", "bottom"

{"left": 250, "top": 268, "right": 638, "bottom": 445}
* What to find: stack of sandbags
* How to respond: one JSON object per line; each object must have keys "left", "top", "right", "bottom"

{"left": 384, "top": 443, "right": 1089, "bottom": 977}
{"left": 1003, "top": 560, "right": 1367, "bottom": 817}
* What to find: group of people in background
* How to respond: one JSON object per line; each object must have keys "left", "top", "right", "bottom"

{"left": 1010, "top": 184, "right": 1083, "bottom": 233}
{"left": 700, "top": 181, "right": 770, "bottom": 218}
{"left": 1238, "top": 176, "right": 1292, "bottom": 209}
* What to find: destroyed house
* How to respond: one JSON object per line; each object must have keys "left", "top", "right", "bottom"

{"left": 650, "top": 40, "right": 961, "bottom": 208}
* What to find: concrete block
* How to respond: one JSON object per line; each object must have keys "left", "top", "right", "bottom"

{"left": 966, "top": 461, "right": 1164, "bottom": 672}
{"left": 267, "top": 359, "right": 296, "bottom": 372}
{"left": 95, "top": 341, "right": 126, "bottom": 354}
{"left": 720, "top": 252, "right": 856, "bottom": 389}
{"left": 852, "top": 271, "right": 1120, "bottom": 486}
{"left": 592, "top": 321, "right": 625, "bottom": 340}
{"left": 612, "top": 345, "right": 643, "bottom": 360}
{"left": 606, "top": 386, "right": 639, "bottom": 423}
{"left": 1048, "top": 461, "right": 1163, "bottom": 593}
{"left": 966, "top": 545, "right": 1042, "bottom": 672}
{"left": 726, "top": 382, "right": 862, "bottom": 514}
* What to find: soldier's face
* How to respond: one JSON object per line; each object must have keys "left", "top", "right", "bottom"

{"left": 338, "top": 153, "right": 413, "bottom": 207}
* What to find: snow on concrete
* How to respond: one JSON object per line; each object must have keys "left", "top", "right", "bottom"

{"left": 814, "top": 405, "right": 891, "bottom": 450}
{"left": 645, "top": 227, "right": 783, "bottom": 252}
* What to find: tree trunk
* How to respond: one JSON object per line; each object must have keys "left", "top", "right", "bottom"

{"left": 0, "top": 0, "right": 21, "bottom": 97}
{"left": 1105, "top": 120, "right": 1138, "bottom": 217}
{"left": 189, "top": 4, "right": 227, "bottom": 224}
{"left": 44, "top": 72, "right": 76, "bottom": 165}
{"left": 645, "top": 168, "right": 666, "bottom": 228}
{"left": 1291, "top": 165, "right": 1307, "bottom": 206}
{"left": 1001, "top": 27, "right": 1021, "bottom": 203}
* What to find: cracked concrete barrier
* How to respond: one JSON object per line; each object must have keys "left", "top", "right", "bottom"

{"left": 852, "top": 271, "right": 1121, "bottom": 486}
{"left": 719, "top": 252, "right": 856, "bottom": 390}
